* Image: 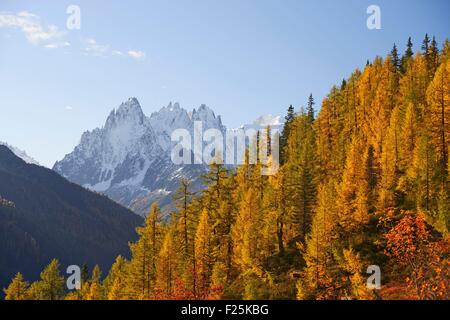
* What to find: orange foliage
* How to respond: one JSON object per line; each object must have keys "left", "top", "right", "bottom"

{"left": 152, "top": 278, "right": 223, "bottom": 300}
{"left": 385, "top": 212, "right": 449, "bottom": 299}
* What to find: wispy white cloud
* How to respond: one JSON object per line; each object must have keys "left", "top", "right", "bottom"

{"left": 83, "top": 37, "right": 146, "bottom": 61}
{"left": 45, "top": 41, "right": 70, "bottom": 49}
{"left": 1, "top": 10, "right": 146, "bottom": 61}
{"left": 65, "top": 105, "right": 73, "bottom": 111}
{"left": 17, "top": 11, "right": 38, "bottom": 18}
{"left": 0, "top": 11, "right": 66, "bottom": 46}
{"left": 82, "top": 37, "right": 110, "bottom": 57}
{"left": 127, "top": 50, "right": 146, "bottom": 60}
{"left": 112, "top": 50, "right": 124, "bottom": 56}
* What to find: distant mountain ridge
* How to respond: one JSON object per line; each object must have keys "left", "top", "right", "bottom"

{"left": 0, "top": 141, "right": 39, "bottom": 165}
{"left": 0, "top": 145, "right": 142, "bottom": 292}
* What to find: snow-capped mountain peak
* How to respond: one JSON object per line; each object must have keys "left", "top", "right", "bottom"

{"left": 253, "top": 114, "right": 284, "bottom": 127}
{"left": 191, "top": 104, "right": 224, "bottom": 130}
{"left": 0, "top": 141, "right": 40, "bottom": 165}
{"left": 164, "top": 101, "right": 181, "bottom": 111}
{"left": 54, "top": 98, "right": 225, "bottom": 216}
{"left": 150, "top": 102, "right": 191, "bottom": 129}
{"left": 105, "top": 97, "right": 146, "bottom": 129}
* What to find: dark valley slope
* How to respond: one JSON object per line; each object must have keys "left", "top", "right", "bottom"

{"left": 0, "top": 145, "right": 142, "bottom": 291}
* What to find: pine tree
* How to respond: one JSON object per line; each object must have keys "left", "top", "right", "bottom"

{"left": 358, "top": 58, "right": 380, "bottom": 137}
{"left": 232, "top": 187, "right": 263, "bottom": 272}
{"left": 86, "top": 282, "right": 102, "bottom": 300}
{"left": 28, "top": 259, "right": 65, "bottom": 300}
{"left": 379, "top": 106, "right": 401, "bottom": 209}
{"left": 212, "top": 174, "right": 237, "bottom": 288}
{"left": 315, "top": 98, "right": 337, "bottom": 180}
{"left": 401, "top": 37, "right": 414, "bottom": 73}
{"left": 442, "top": 39, "right": 450, "bottom": 62}
{"left": 422, "top": 34, "right": 430, "bottom": 56}
{"left": 426, "top": 58, "right": 449, "bottom": 189}
{"left": 399, "top": 103, "right": 418, "bottom": 174}
{"left": 280, "top": 105, "right": 296, "bottom": 164}
{"left": 400, "top": 53, "right": 429, "bottom": 110}
{"left": 107, "top": 278, "right": 123, "bottom": 300}
{"left": 81, "top": 263, "right": 89, "bottom": 288}
{"left": 263, "top": 169, "right": 287, "bottom": 255}
{"left": 407, "top": 133, "right": 437, "bottom": 211}
{"left": 307, "top": 94, "right": 315, "bottom": 123}
{"left": 390, "top": 43, "right": 401, "bottom": 71}
{"left": 428, "top": 36, "right": 440, "bottom": 77}
{"left": 194, "top": 208, "right": 214, "bottom": 298}
{"left": 127, "top": 203, "right": 163, "bottom": 299}
{"left": 337, "top": 135, "right": 371, "bottom": 235}
{"left": 297, "top": 182, "right": 338, "bottom": 300}
{"left": 339, "top": 248, "right": 375, "bottom": 300}
{"left": 91, "top": 265, "right": 102, "bottom": 284}
{"left": 3, "top": 272, "right": 29, "bottom": 300}
{"left": 202, "top": 161, "right": 228, "bottom": 207}
{"left": 86, "top": 265, "right": 103, "bottom": 300}
{"left": 104, "top": 255, "right": 127, "bottom": 300}
{"left": 284, "top": 114, "right": 317, "bottom": 242}
{"left": 156, "top": 228, "right": 177, "bottom": 297}
{"left": 173, "top": 178, "right": 196, "bottom": 258}
{"left": 365, "top": 56, "right": 398, "bottom": 155}
{"left": 285, "top": 105, "right": 295, "bottom": 126}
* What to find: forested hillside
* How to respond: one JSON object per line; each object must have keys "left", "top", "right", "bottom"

{"left": 0, "top": 146, "right": 142, "bottom": 297}
{"left": 4, "top": 35, "right": 449, "bottom": 300}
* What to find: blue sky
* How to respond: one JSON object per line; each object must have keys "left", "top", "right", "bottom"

{"left": 0, "top": 0, "right": 448, "bottom": 167}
